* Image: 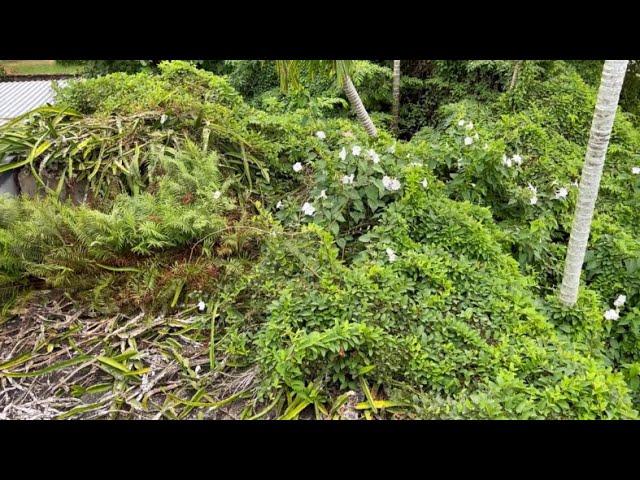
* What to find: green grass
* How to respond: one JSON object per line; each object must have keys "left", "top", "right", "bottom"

{"left": 0, "top": 60, "right": 84, "bottom": 76}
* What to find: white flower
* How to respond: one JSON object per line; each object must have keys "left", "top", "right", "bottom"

{"left": 301, "top": 202, "right": 316, "bottom": 216}
{"left": 315, "top": 130, "right": 326, "bottom": 139}
{"left": 464, "top": 136, "right": 474, "bottom": 146}
{"left": 352, "top": 145, "right": 362, "bottom": 156}
{"left": 502, "top": 155, "right": 513, "bottom": 168}
{"left": 421, "top": 178, "right": 428, "bottom": 188}
{"left": 458, "top": 119, "right": 466, "bottom": 127}
{"left": 160, "top": 114, "right": 168, "bottom": 124}
{"left": 410, "top": 162, "right": 423, "bottom": 167}
{"left": 512, "top": 154, "right": 523, "bottom": 166}
{"left": 293, "top": 162, "right": 303, "bottom": 172}
{"left": 318, "top": 189, "right": 327, "bottom": 199}
{"left": 530, "top": 196, "right": 538, "bottom": 205}
{"left": 465, "top": 121, "right": 474, "bottom": 130}
{"left": 197, "top": 300, "right": 206, "bottom": 312}
{"left": 212, "top": 190, "right": 222, "bottom": 200}
{"left": 554, "top": 187, "right": 569, "bottom": 200}
{"left": 341, "top": 174, "right": 355, "bottom": 185}
{"left": 604, "top": 309, "right": 620, "bottom": 321}
{"left": 276, "top": 200, "right": 284, "bottom": 210}
{"left": 194, "top": 365, "right": 201, "bottom": 375}
{"left": 527, "top": 183, "right": 538, "bottom": 195}
{"left": 386, "top": 248, "right": 398, "bottom": 263}
{"left": 614, "top": 295, "right": 627, "bottom": 308}
{"left": 632, "top": 166, "right": 640, "bottom": 175}
{"left": 382, "top": 176, "right": 402, "bottom": 191}
{"left": 339, "top": 147, "right": 347, "bottom": 161}
{"left": 367, "top": 149, "right": 380, "bottom": 164}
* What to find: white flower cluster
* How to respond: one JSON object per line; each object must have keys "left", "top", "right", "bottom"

{"left": 367, "top": 149, "right": 380, "bottom": 164}
{"left": 502, "top": 154, "right": 523, "bottom": 168}
{"left": 301, "top": 202, "right": 316, "bottom": 216}
{"left": 386, "top": 248, "right": 397, "bottom": 262}
{"left": 604, "top": 294, "right": 626, "bottom": 321}
{"left": 293, "top": 162, "right": 303, "bottom": 172}
{"left": 527, "top": 183, "right": 538, "bottom": 205}
{"left": 382, "top": 176, "right": 401, "bottom": 191}
{"left": 342, "top": 174, "right": 355, "bottom": 185}
{"left": 632, "top": 166, "right": 640, "bottom": 175}
{"left": 212, "top": 190, "right": 222, "bottom": 200}
{"left": 352, "top": 145, "right": 361, "bottom": 156}
{"left": 315, "top": 131, "right": 326, "bottom": 139}
{"left": 554, "top": 187, "right": 569, "bottom": 200}
{"left": 464, "top": 136, "right": 474, "bottom": 146}
{"left": 339, "top": 147, "right": 347, "bottom": 161}
{"left": 197, "top": 300, "right": 206, "bottom": 312}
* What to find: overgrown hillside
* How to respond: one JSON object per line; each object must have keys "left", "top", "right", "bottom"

{"left": 0, "top": 60, "right": 639, "bottom": 419}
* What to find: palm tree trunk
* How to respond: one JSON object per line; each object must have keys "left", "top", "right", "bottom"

{"left": 392, "top": 60, "right": 401, "bottom": 134}
{"left": 509, "top": 60, "right": 523, "bottom": 91}
{"left": 343, "top": 75, "right": 378, "bottom": 138}
{"left": 558, "top": 60, "right": 628, "bottom": 306}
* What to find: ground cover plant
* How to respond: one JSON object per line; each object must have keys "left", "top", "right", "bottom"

{"left": 0, "top": 59, "right": 639, "bottom": 419}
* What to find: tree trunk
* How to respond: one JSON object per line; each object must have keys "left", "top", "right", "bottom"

{"left": 392, "top": 60, "right": 401, "bottom": 134}
{"left": 343, "top": 74, "right": 378, "bottom": 138}
{"left": 558, "top": 60, "right": 628, "bottom": 306}
{"left": 509, "top": 60, "right": 524, "bottom": 91}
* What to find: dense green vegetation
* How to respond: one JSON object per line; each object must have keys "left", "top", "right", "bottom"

{"left": 0, "top": 60, "right": 639, "bottom": 419}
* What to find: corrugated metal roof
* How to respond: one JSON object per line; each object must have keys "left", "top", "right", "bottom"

{"left": 0, "top": 80, "right": 67, "bottom": 125}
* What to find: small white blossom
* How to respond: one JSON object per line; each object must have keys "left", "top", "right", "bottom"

{"left": 386, "top": 248, "right": 398, "bottom": 263}
{"left": 276, "top": 200, "right": 284, "bottom": 210}
{"left": 318, "top": 189, "right": 327, "bottom": 199}
{"left": 352, "top": 145, "right": 362, "bottom": 156}
{"left": 212, "top": 190, "right": 222, "bottom": 200}
{"left": 464, "top": 136, "right": 474, "bottom": 146}
{"left": 315, "top": 130, "right": 326, "bottom": 139}
{"left": 194, "top": 365, "right": 201, "bottom": 375}
{"left": 465, "top": 121, "right": 474, "bottom": 130}
{"left": 410, "top": 162, "right": 423, "bottom": 167}
{"left": 197, "top": 301, "right": 206, "bottom": 312}
{"left": 301, "top": 202, "right": 316, "bottom": 216}
{"left": 382, "top": 176, "right": 402, "bottom": 191}
{"left": 512, "top": 154, "right": 523, "bottom": 166}
{"left": 614, "top": 295, "right": 627, "bottom": 308}
{"left": 528, "top": 184, "right": 538, "bottom": 205}
{"left": 160, "top": 114, "right": 168, "bottom": 124}
{"left": 458, "top": 119, "right": 466, "bottom": 127}
{"left": 421, "top": 178, "right": 428, "bottom": 188}
{"left": 341, "top": 174, "right": 355, "bottom": 185}
{"left": 367, "top": 149, "right": 380, "bottom": 164}
{"left": 632, "top": 167, "right": 640, "bottom": 175}
{"left": 604, "top": 309, "right": 620, "bottom": 321}
{"left": 293, "top": 162, "right": 303, "bottom": 172}
{"left": 339, "top": 147, "right": 347, "bottom": 161}
{"left": 554, "top": 187, "right": 569, "bottom": 200}
{"left": 502, "top": 155, "right": 513, "bottom": 168}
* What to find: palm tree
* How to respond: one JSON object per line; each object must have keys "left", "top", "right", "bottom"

{"left": 508, "top": 60, "right": 524, "bottom": 91}
{"left": 558, "top": 60, "right": 629, "bottom": 306}
{"left": 391, "top": 60, "right": 401, "bottom": 133}
{"left": 275, "top": 60, "right": 378, "bottom": 138}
